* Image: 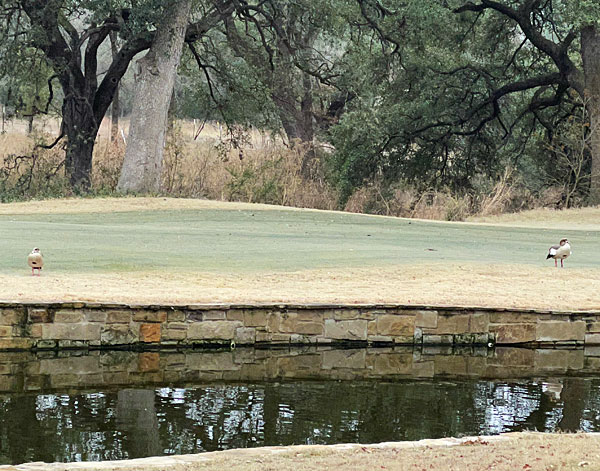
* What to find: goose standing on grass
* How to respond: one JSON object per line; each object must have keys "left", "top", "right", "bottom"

{"left": 27, "top": 247, "right": 43, "bottom": 276}
{"left": 546, "top": 238, "right": 571, "bottom": 268}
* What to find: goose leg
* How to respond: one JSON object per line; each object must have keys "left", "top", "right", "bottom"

{"left": 561, "top": 259, "right": 564, "bottom": 268}
{"left": 555, "top": 259, "right": 558, "bottom": 268}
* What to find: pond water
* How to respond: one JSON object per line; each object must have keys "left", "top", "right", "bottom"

{"left": 2, "top": 347, "right": 600, "bottom": 465}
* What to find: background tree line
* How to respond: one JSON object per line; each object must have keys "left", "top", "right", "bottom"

{"left": 1, "top": 0, "right": 599, "bottom": 212}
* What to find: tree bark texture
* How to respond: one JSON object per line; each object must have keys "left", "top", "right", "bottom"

{"left": 582, "top": 25, "right": 600, "bottom": 204}
{"left": 270, "top": 28, "right": 317, "bottom": 179}
{"left": 117, "top": 0, "right": 192, "bottom": 193}
{"left": 109, "top": 31, "right": 120, "bottom": 144}
{"left": 62, "top": 95, "right": 99, "bottom": 190}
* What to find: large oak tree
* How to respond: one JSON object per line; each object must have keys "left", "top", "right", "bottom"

{"left": 3, "top": 0, "right": 231, "bottom": 190}
{"left": 330, "top": 0, "right": 600, "bottom": 204}
{"left": 452, "top": 0, "right": 600, "bottom": 202}
{"left": 117, "top": 0, "right": 193, "bottom": 193}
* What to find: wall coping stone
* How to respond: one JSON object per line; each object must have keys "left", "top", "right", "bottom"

{"left": 0, "top": 300, "right": 598, "bottom": 315}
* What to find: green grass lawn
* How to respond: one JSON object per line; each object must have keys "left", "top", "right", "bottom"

{"left": 2, "top": 205, "right": 599, "bottom": 274}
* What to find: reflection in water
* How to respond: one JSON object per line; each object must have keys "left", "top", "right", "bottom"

{"left": 2, "top": 377, "right": 600, "bottom": 464}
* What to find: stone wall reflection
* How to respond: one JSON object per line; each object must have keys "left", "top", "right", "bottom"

{"left": 1, "top": 348, "right": 600, "bottom": 464}
{"left": 0, "top": 346, "right": 599, "bottom": 394}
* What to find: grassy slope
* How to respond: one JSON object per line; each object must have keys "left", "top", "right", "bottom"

{"left": 3, "top": 198, "right": 599, "bottom": 272}
{"left": 0, "top": 197, "right": 598, "bottom": 308}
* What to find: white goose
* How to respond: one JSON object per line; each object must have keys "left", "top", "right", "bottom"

{"left": 27, "top": 247, "right": 44, "bottom": 276}
{"left": 546, "top": 238, "right": 571, "bottom": 268}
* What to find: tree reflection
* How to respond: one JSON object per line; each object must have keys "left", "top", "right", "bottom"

{"left": 558, "top": 379, "right": 588, "bottom": 432}
{"left": 1, "top": 377, "right": 600, "bottom": 464}
{"left": 116, "top": 390, "right": 161, "bottom": 458}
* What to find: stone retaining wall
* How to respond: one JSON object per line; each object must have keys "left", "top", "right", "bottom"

{"left": 1, "top": 302, "right": 599, "bottom": 351}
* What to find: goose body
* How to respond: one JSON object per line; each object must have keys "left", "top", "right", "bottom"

{"left": 546, "top": 238, "right": 571, "bottom": 267}
{"left": 27, "top": 248, "right": 43, "bottom": 275}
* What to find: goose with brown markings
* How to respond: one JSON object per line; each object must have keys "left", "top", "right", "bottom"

{"left": 546, "top": 238, "right": 571, "bottom": 268}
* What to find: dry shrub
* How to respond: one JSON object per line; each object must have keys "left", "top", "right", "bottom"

{"left": 389, "top": 187, "right": 419, "bottom": 215}
{"left": 0, "top": 131, "right": 69, "bottom": 201}
{"left": 220, "top": 144, "right": 337, "bottom": 209}
{"left": 538, "top": 186, "right": 565, "bottom": 208}
{"left": 1, "top": 118, "right": 577, "bottom": 221}
{"left": 1, "top": 122, "right": 126, "bottom": 200}
{"left": 0, "top": 131, "right": 126, "bottom": 200}
{"left": 344, "top": 186, "right": 375, "bottom": 214}
{"left": 344, "top": 183, "right": 470, "bottom": 221}
{"left": 91, "top": 139, "right": 125, "bottom": 192}
{"left": 477, "top": 168, "right": 534, "bottom": 216}
{"left": 0, "top": 120, "right": 337, "bottom": 209}
{"left": 344, "top": 181, "right": 400, "bottom": 216}
{"left": 160, "top": 126, "right": 337, "bottom": 209}
{"left": 411, "top": 191, "right": 471, "bottom": 221}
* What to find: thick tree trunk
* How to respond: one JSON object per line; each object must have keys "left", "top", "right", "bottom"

{"left": 588, "top": 102, "right": 600, "bottom": 204}
{"left": 62, "top": 96, "right": 99, "bottom": 191}
{"left": 224, "top": 14, "right": 318, "bottom": 179}
{"left": 109, "top": 31, "right": 120, "bottom": 143}
{"left": 581, "top": 26, "right": 600, "bottom": 204}
{"left": 271, "top": 38, "right": 316, "bottom": 179}
{"left": 274, "top": 94, "right": 314, "bottom": 144}
{"left": 117, "top": 0, "right": 192, "bottom": 193}
{"left": 271, "top": 30, "right": 315, "bottom": 147}
{"left": 273, "top": 73, "right": 319, "bottom": 179}
{"left": 298, "top": 73, "right": 318, "bottom": 178}
{"left": 110, "top": 89, "right": 120, "bottom": 143}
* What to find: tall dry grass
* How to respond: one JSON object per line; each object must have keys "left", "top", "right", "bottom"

{"left": 158, "top": 124, "right": 337, "bottom": 209}
{"left": 342, "top": 170, "right": 548, "bottom": 222}
{"left": 0, "top": 117, "right": 578, "bottom": 219}
{"left": 0, "top": 131, "right": 69, "bottom": 200}
{"left": 0, "top": 117, "right": 337, "bottom": 209}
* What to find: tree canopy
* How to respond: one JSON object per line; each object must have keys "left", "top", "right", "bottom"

{"left": 1, "top": 0, "right": 599, "bottom": 206}
{"left": 328, "top": 0, "right": 600, "bottom": 203}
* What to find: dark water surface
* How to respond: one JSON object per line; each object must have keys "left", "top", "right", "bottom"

{"left": 2, "top": 347, "right": 600, "bottom": 464}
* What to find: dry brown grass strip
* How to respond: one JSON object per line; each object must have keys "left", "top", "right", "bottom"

{"left": 469, "top": 206, "right": 600, "bottom": 230}
{"left": 2, "top": 263, "right": 599, "bottom": 310}
{"left": 200, "top": 433, "right": 600, "bottom": 471}
{"left": 0, "top": 196, "right": 288, "bottom": 215}
{"left": 12, "top": 432, "right": 600, "bottom": 471}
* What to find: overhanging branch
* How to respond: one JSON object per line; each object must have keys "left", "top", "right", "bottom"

{"left": 411, "top": 72, "right": 565, "bottom": 137}
{"left": 454, "top": 0, "right": 584, "bottom": 97}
